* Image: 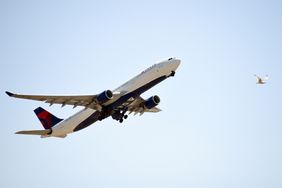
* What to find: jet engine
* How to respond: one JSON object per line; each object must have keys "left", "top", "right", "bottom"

{"left": 96, "top": 90, "right": 113, "bottom": 104}
{"left": 144, "top": 95, "right": 160, "bottom": 109}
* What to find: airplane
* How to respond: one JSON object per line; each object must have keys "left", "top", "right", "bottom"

{"left": 6, "top": 57, "right": 181, "bottom": 138}
{"left": 254, "top": 74, "right": 268, "bottom": 85}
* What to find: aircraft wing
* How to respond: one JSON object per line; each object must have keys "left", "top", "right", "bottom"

{"left": 5, "top": 91, "right": 117, "bottom": 111}
{"left": 126, "top": 96, "right": 162, "bottom": 115}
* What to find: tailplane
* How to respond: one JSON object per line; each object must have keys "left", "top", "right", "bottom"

{"left": 15, "top": 129, "right": 66, "bottom": 138}
{"left": 34, "top": 107, "right": 63, "bottom": 129}
{"left": 15, "top": 129, "right": 51, "bottom": 135}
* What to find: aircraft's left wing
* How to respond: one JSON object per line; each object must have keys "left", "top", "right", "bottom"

{"left": 5, "top": 91, "right": 116, "bottom": 111}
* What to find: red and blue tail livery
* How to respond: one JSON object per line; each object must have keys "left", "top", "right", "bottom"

{"left": 34, "top": 107, "right": 63, "bottom": 129}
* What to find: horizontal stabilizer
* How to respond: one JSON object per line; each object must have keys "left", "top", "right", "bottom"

{"left": 15, "top": 129, "right": 51, "bottom": 136}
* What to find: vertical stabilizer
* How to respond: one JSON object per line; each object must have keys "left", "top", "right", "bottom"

{"left": 34, "top": 107, "right": 63, "bottom": 129}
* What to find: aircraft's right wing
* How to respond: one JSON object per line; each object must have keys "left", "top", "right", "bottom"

{"left": 5, "top": 91, "right": 120, "bottom": 111}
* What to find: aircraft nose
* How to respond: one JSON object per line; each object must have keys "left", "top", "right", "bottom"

{"left": 172, "top": 58, "right": 181, "bottom": 70}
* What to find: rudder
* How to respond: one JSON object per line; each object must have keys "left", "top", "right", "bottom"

{"left": 34, "top": 107, "right": 63, "bottom": 129}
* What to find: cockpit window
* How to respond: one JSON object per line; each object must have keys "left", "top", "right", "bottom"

{"left": 168, "top": 58, "right": 173, "bottom": 61}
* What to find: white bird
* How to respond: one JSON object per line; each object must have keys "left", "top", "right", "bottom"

{"left": 254, "top": 74, "right": 268, "bottom": 84}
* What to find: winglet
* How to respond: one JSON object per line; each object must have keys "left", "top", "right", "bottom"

{"left": 5, "top": 91, "right": 14, "bottom": 97}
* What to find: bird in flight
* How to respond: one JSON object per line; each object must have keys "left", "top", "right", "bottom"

{"left": 254, "top": 74, "right": 268, "bottom": 85}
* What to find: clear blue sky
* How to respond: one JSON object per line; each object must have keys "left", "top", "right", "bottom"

{"left": 1, "top": 0, "right": 282, "bottom": 187}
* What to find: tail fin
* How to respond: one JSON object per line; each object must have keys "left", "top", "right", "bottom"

{"left": 34, "top": 107, "right": 63, "bottom": 129}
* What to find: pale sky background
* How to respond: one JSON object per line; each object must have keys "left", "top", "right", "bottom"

{"left": 1, "top": 0, "right": 282, "bottom": 187}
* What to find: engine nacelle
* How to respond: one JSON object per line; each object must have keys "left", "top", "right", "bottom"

{"left": 144, "top": 95, "right": 160, "bottom": 109}
{"left": 96, "top": 90, "right": 113, "bottom": 104}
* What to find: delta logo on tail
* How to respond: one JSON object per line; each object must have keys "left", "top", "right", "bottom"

{"left": 34, "top": 107, "right": 63, "bottom": 129}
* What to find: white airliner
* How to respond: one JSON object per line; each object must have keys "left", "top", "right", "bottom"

{"left": 6, "top": 57, "right": 181, "bottom": 138}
